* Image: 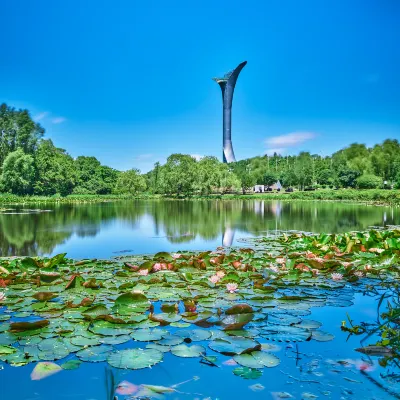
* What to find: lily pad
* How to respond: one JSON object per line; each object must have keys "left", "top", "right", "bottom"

{"left": 107, "top": 348, "right": 163, "bottom": 369}
{"left": 31, "top": 361, "right": 62, "bottom": 380}
{"left": 233, "top": 366, "right": 263, "bottom": 379}
{"left": 233, "top": 351, "right": 280, "bottom": 368}
{"left": 171, "top": 344, "right": 205, "bottom": 358}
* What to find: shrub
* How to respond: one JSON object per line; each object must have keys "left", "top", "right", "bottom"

{"left": 356, "top": 174, "right": 383, "bottom": 189}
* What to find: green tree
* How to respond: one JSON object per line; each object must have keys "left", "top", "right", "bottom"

{"left": 0, "top": 103, "right": 44, "bottom": 166}
{"left": 356, "top": 174, "right": 382, "bottom": 189}
{"left": 0, "top": 149, "right": 35, "bottom": 194}
{"left": 34, "top": 139, "right": 77, "bottom": 196}
{"left": 115, "top": 169, "right": 147, "bottom": 195}
{"left": 158, "top": 154, "right": 197, "bottom": 196}
{"left": 263, "top": 171, "right": 277, "bottom": 188}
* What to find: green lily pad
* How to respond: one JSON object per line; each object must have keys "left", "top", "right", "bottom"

{"left": 76, "top": 345, "right": 112, "bottom": 362}
{"left": 233, "top": 366, "right": 263, "bottom": 379}
{"left": 61, "top": 359, "right": 82, "bottom": 370}
{"left": 209, "top": 337, "right": 261, "bottom": 356}
{"left": 233, "top": 351, "right": 280, "bottom": 368}
{"left": 107, "top": 348, "right": 163, "bottom": 369}
{"left": 131, "top": 328, "right": 167, "bottom": 342}
{"left": 171, "top": 344, "right": 205, "bottom": 358}
{"left": 312, "top": 330, "right": 335, "bottom": 342}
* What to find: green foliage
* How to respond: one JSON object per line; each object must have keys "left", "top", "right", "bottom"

{"left": 0, "top": 103, "right": 44, "bottom": 166}
{"left": 34, "top": 140, "right": 76, "bottom": 196}
{"left": 115, "top": 169, "right": 147, "bottom": 195}
{"left": 0, "top": 149, "right": 35, "bottom": 194}
{"left": 356, "top": 174, "right": 383, "bottom": 189}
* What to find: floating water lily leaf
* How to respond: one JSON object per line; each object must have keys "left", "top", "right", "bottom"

{"left": 0, "top": 344, "right": 16, "bottom": 355}
{"left": 131, "top": 328, "right": 167, "bottom": 342}
{"left": 176, "top": 329, "right": 211, "bottom": 342}
{"left": 171, "top": 344, "right": 205, "bottom": 358}
{"left": 99, "top": 335, "right": 131, "bottom": 345}
{"left": 76, "top": 345, "right": 112, "bottom": 362}
{"left": 32, "top": 292, "right": 57, "bottom": 301}
{"left": 225, "top": 304, "right": 254, "bottom": 315}
{"left": 222, "top": 313, "right": 254, "bottom": 331}
{"left": 233, "top": 366, "right": 262, "bottom": 379}
{"left": 209, "top": 337, "right": 261, "bottom": 356}
{"left": 107, "top": 348, "right": 163, "bottom": 369}
{"left": 31, "top": 361, "right": 62, "bottom": 380}
{"left": 61, "top": 359, "right": 82, "bottom": 370}
{"left": 311, "top": 330, "right": 335, "bottom": 342}
{"left": 44, "top": 253, "right": 67, "bottom": 269}
{"left": 234, "top": 351, "right": 280, "bottom": 368}
{"left": 150, "top": 313, "right": 181, "bottom": 325}
{"left": 89, "top": 321, "right": 132, "bottom": 336}
{"left": 295, "top": 319, "right": 322, "bottom": 330}
{"left": 70, "top": 336, "right": 100, "bottom": 346}
{"left": 10, "top": 320, "right": 49, "bottom": 332}
{"left": 261, "top": 326, "right": 311, "bottom": 342}
{"left": 154, "top": 252, "right": 173, "bottom": 261}
{"left": 157, "top": 334, "right": 183, "bottom": 346}
{"left": 146, "top": 343, "right": 171, "bottom": 352}
{"left": 82, "top": 304, "right": 110, "bottom": 320}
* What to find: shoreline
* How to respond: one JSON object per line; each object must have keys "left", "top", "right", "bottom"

{"left": 0, "top": 189, "right": 398, "bottom": 206}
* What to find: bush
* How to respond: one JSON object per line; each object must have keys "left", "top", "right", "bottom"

{"left": 356, "top": 174, "right": 383, "bottom": 189}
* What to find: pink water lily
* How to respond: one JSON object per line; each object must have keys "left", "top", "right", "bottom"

{"left": 311, "top": 269, "right": 320, "bottom": 276}
{"left": 276, "top": 257, "right": 286, "bottom": 265}
{"left": 364, "top": 264, "right": 372, "bottom": 270}
{"left": 0, "top": 292, "right": 6, "bottom": 302}
{"left": 208, "top": 275, "right": 220, "bottom": 284}
{"left": 138, "top": 269, "right": 149, "bottom": 276}
{"left": 152, "top": 263, "right": 163, "bottom": 272}
{"left": 116, "top": 380, "right": 139, "bottom": 395}
{"left": 216, "top": 270, "right": 225, "bottom": 278}
{"left": 354, "top": 271, "right": 364, "bottom": 278}
{"left": 226, "top": 283, "right": 238, "bottom": 293}
{"left": 331, "top": 272, "right": 343, "bottom": 281}
{"left": 172, "top": 253, "right": 181, "bottom": 259}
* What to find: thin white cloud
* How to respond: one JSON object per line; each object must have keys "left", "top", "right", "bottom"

{"left": 265, "top": 132, "right": 316, "bottom": 148}
{"left": 33, "top": 111, "right": 49, "bottom": 121}
{"left": 51, "top": 117, "right": 66, "bottom": 124}
{"left": 190, "top": 154, "right": 203, "bottom": 161}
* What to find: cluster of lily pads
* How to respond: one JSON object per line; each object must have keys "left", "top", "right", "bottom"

{"left": 0, "top": 229, "right": 399, "bottom": 382}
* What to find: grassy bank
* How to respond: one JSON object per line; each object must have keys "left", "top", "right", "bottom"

{"left": 215, "top": 189, "right": 400, "bottom": 205}
{"left": 0, "top": 189, "right": 398, "bottom": 206}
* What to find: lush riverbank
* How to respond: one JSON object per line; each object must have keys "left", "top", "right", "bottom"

{"left": 0, "top": 189, "right": 399, "bottom": 206}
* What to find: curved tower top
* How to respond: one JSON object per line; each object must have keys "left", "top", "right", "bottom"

{"left": 213, "top": 61, "right": 247, "bottom": 163}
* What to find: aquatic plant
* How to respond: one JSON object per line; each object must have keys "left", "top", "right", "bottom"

{"left": 0, "top": 227, "right": 399, "bottom": 384}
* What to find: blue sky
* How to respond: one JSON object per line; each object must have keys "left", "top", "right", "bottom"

{"left": 1, "top": 0, "right": 399, "bottom": 172}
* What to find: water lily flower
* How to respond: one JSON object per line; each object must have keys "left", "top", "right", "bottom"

{"left": 331, "top": 273, "right": 343, "bottom": 281}
{"left": 208, "top": 275, "right": 220, "bottom": 284}
{"left": 354, "top": 271, "right": 364, "bottom": 278}
{"left": 138, "top": 269, "right": 149, "bottom": 276}
{"left": 172, "top": 253, "right": 181, "bottom": 259}
{"left": 0, "top": 292, "right": 6, "bottom": 302}
{"left": 216, "top": 270, "right": 225, "bottom": 278}
{"left": 305, "top": 251, "right": 317, "bottom": 259}
{"left": 364, "top": 264, "right": 372, "bottom": 271}
{"left": 226, "top": 283, "right": 238, "bottom": 293}
{"left": 369, "top": 248, "right": 384, "bottom": 254}
{"left": 311, "top": 269, "right": 320, "bottom": 276}
{"left": 341, "top": 262, "right": 352, "bottom": 267}
{"left": 152, "top": 263, "right": 162, "bottom": 272}
{"left": 276, "top": 257, "right": 286, "bottom": 265}
{"left": 116, "top": 380, "right": 139, "bottom": 395}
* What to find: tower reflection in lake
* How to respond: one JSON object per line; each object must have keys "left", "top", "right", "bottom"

{"left": 0, "top": 199, "right": 397, "bottom": 259}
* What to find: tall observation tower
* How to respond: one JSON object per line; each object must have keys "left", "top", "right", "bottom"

{"left": 213, "top": 61, "right": 247, "bottom": 163}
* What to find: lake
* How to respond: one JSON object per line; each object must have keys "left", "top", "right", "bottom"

{"left": 0, "top": 199, "right": 399, "bottom": 400}
{"left": 0, "top": 199, "right": 398, "bottom": 259}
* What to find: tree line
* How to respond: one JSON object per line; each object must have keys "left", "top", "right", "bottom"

{"left": 1, "top": 103, "right": 400, "bottom": 196}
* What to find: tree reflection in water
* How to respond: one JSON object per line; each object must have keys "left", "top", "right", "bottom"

{"left": 0, "top": 199, "right": 397, "bottom": 257}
